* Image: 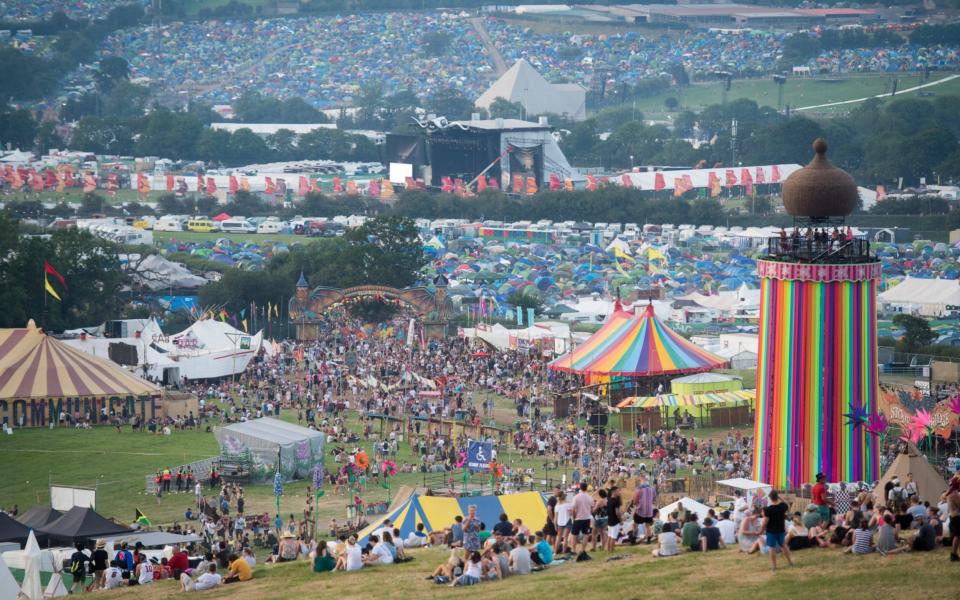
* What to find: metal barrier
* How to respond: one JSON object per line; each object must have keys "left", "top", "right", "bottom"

{"left": 766, "top": 237, "right": 871, "bottom": 263}
{"left": 143, "top": 455, "right": 221, "bottom": 493}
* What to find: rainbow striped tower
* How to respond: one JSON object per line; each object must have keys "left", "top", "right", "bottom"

{"left": 753, "top": 139, "right": 881, "bottom": 489}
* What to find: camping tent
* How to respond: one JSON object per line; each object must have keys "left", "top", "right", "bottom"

{"left": 873, "top": 443, "right": 947, "bottom": 503}
{"left": 0, "top": 554, "right": 19, "bottom": 600}
{"left": 16, "top": 507, "right": 61, "bottom": 531}
{"left": 659, "top": 497, "right": 712, "bottom": 523}
{"left": 214, "top": 417, "right": 324, "bottom": 481}
{"left": 0, "top": 513, "right": 46, "bottom": 547}
{"left": 355, "top": 492, "right": 548, "bottom": 545}
{"left": 20, "top": 531, "right": 41, "bottom": 600}
{"left": 39, "top": 507, "right": 131, "bottom": 544}
{"left": 549, "top": 303, "right": 727, "bottom": 377}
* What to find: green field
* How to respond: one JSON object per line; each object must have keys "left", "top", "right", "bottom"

{"left": 155, "top": 230, "right": 306, "bottom": 246}
{"left": 635, "top": 73, "right": 960, "bottom": 120}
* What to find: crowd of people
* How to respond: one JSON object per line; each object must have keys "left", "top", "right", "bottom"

{"left": 0, "top": 0, "right": 146, "bottom": 22}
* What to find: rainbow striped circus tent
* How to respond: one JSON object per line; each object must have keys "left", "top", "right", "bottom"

{"left": 0, "top": 321, "right": 159, "bottom": 400}
{"left": 615, "top": 389, "right": 755, "bottom": 409}
{"left": 355, "top": 492, "right": 548, "bottom": 545}
{"left": 548, "top": 303, "right": 727, "bottom": 377}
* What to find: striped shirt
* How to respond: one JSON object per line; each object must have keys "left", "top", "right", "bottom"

{"left": 852, "top": 528, "right": 873, "bottom": 554}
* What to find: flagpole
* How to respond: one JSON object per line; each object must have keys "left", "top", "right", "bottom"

{"left": 42, "top": 263, "right": 46, "bottom": 330}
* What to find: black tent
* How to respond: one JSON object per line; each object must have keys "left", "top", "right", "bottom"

{"left": 40, "top": 507, "right": 132, "bottom": 543}
{"left": 16, "top": 506, "right": 62, "bottom": 531}
{"left": 0, "top": 512, "right": 47, "bottom": 546}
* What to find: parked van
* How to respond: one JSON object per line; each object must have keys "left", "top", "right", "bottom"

{"left": 114, "top": 229, "right": 154, "bottom": 246}
{"left": 257, "top": 219, "right": 285, "bottom": 234}
{"left": 154, "top": 216, "right": 185, "bottom": 232}
{"left": 220, "top": 219, "right": 256, "bottom": 234}
{"left": 187, "top": 218, "right": 217, "bottom": 233}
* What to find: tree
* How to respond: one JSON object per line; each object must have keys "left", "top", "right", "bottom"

{"left": 0, "top": 108, "right": 37, "bottom": 150}
{"left": 95, "top": 56, "right": 130, "bottom": 93}
{"left": 344, "top": 216, "right": 426, "bottom": 289}
{"left": 227, "top": 128, "right": 269, "bottom": 166}
{"left": 507, "top": 288, "right": 543, "bottom": 315}
{"left": 266, "top": 128, "right": 297, "bottom": 161}
{"left": 427, "top": 88, "right": 474, "bottom": 120}
{"left": 33, "top": 121, "right": 64, "bottom": 156}
{"left": 892, "top": 314, "right": 936, "bottom": 352}
{"left": 487, "top": 97, "right": 522, "bottom": 119}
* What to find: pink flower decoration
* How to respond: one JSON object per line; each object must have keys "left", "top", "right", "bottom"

{"left": 948, "top": 395, "right": 960, "bottom": 416}
{"left": 866, "top": 413, "right": 889, "bottom": 437}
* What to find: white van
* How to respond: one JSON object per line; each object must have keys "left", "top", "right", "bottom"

{"left": 115, "top": 230, "right": 154, "bottom": 246}
{"left": 257, "top": 219, "right": 285, "bottom": 234}
{"left": 154, "top": 217, "right": 184, "bottom": 232}
{"left": 220, "top": 219, "right": 256, "bottom": 234}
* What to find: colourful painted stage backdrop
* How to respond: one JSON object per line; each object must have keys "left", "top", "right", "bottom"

{"left": 753, "top": 260, "right": 882, "bottom": 489}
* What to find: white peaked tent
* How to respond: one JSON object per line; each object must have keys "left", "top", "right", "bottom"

{"left": 0, "top": 554, "right": 19, "bottom": 600}
{"left": 475, "top": 59, "right": 586, "bottom": 121}
{"left": 19, "top": 532, "right": 41, "bottom": 600}
{"left": 659, "top": 497, "right": 712, "bottom": 523}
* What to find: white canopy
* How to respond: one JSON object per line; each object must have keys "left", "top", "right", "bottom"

{"left": 716, "top": 478, "right": 772, "bottom": 495}
{"left": 659, "top": 497, "right": 712, "bottom": 523}
{"left": 0, "top": 554, "right": 19, "bottom": 600}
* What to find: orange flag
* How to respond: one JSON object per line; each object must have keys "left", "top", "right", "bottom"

{"left": 138, "top": 173, "right": 151, "bottom": 194}
{"left": 381, "top": 179, "right": 394, "bottom": 197}
{"left": 229, "top": 176, "right": 239, "bottom": 194}
{"left": 564, "top": 177, "right": 574, "bottom": 192}
{"left": 526, "top": 176, "right": 537, "bottom": 195}
{"left": 512, "top": 174, "right": 523, "bottom": 194}
{"left": 586, "top": 175, "right": 597, "bottom": 191}
{"left": 476, "top": 175, "right": 487, "bottom": 193}
{"left": 346, "top": 180, "right": 358, "bottom": 195}
{"left": 298, "top": 176, "right": 309, "bottom": 196}
{"left": 240, "top": 177, "right": 251, "bottom": 192}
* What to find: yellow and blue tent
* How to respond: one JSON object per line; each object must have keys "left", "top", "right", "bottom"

{"left": 356, "top": 492, "right": 547, "bottom": 545}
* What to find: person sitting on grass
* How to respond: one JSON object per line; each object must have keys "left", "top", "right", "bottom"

{"left": 652, "top": 522, "right": 679, "bottom": 558}
{"left": 224, "top": 553, "right": 253, "bottom": 583}
{"left": 846, "top": 520, "right": 874, "bottom": 555}
{"left": 180, "top": 563, "right": 221, "bottom": 592}
{"left": 450, "top": 551, "right": 482, "bottom": 587}
{"left": 532, "top": 531, "right": 553, "bottom": 566}
{"left": 699, "top": 517, "right": 724, "bottom": 552}
{"left": 509, "top": 534, "right": 532, "bottom": 574}
{"left": 405, "top": 523, "right": 429, "bottom": 548}
{"left": 426, "top": 548, "right": 464, "bottom": 583}
{"left": 363, "top": 534, "right": 394, "bottom": 566}
{"left": 313, "top": 542, "right": 335, "bottom": 573}
{"left": 681, "top": 513, "right": 701, "bottom": 552}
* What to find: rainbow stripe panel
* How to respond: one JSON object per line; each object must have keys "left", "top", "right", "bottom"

{"left": 549, "top": 304, "right": 727, "bottom": 377}
{"left": 753, "top": 260, "right": 880, "bottom": 489}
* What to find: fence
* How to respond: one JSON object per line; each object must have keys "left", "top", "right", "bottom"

{"left": 143, "top": 455, "right": 221, "bottom": 494}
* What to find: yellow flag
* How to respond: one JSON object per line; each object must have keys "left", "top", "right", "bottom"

{"left": 267, "top": 302, "right": 273, "bottom": 319}
{"left": 614, "top": 246, "right": 634, "bottom": 262}
{"left": 242, "top": 319, "right": 249, "bottom": 332}
{"left": 45, "top": 275, "right": 61, "bottom": 301}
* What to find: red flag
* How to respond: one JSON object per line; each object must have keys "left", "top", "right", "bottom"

{"left": 549, "top": 173, "right": 561, "bottom": 191}
{"left": 654, "top": 172, "right": 665, "bottom": 191}
{"left": 368, "top": 179, "right": 380, "bottom": 197}
{"left": 404, "top": 176, "right": 416, "bottom": 190}
{"left": 708, "top": 171, "right": 721, "bottom": 197}
{"left": 166, "top": 175, "right": 175, "bottom": 192}
{"left": 43, "top": 169, "right": 57, "bottom": 188}
{"left": 44, "top": 260, "right": 66, "bottom": 287}
{"left": 453, "top": 178, "right": 465, "bottom": 196}
{"left": 683, "top": 174, "right": 693, "bottom": 191}
{"left": 772, "top": 165, "right": 781, "bottom": 183}
{"left": 229, "top": 176, "right": 239, "bottom": 194}
{"left": 512, "top": 174, "right": 523, "bottom": 194}
{"left": 621, "top": 173, "right": 633, "bottom": 188}
{"left": 725, "top": 169, "right": 737, "bottom": 188}
{"left": 298, "top": 176, "right": 309, "bottom": 196}
{"left": 600, "top": 176, "right": 610, "bottom": 186}
{"left": 137, "top": 173, "right": 150, "bottom": 194}
{"left": 106, "top": 173, "right": 119, "bottom": 196}
{"left": 740, "top": 168, "right": 753, "bottom": 185}
{"left": 476, "top": 174, "right": 487, "bottom": 192}
{"left": 265, "top": 177, "right": 276, "bottom": 194}
{"left": 441, "top": 176, "right": 454, "bottom": 193}
{"left": 83, "top": 172, "right": 97, "bottom": 193}
{"left": 755, "top": 167, "right": 765, "bottom": 184}
{"left": 196, "top": 174, "right": 204, "bottom": 192}
{"left": 11, "top": 168, "right": 23, "bottom": 190}
{"left": 30, "top": 170, "right": 44, "bottom": 192}
{"left": 206, "top": 177, "right": 216, "bottom": 195}
{"left": 487, "top": 176, "right": 499, "bottom": 190}
{"left": 62, "top": 166, "right": 75, "bottom": 188}
{"left": 332, "top": 177, "right": 342, "bottom": 193}
{"left": 586, "top": 175, "right": 597, "bottom": 191}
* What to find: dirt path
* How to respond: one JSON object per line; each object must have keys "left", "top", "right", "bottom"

{"left": 470, "top": 16, "right": 508, "bottom": 77}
